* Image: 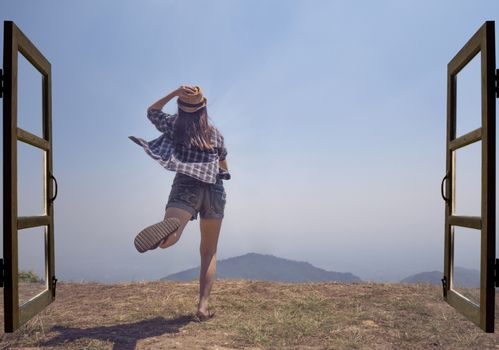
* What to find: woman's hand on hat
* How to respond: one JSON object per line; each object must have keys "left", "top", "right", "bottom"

{"left": 148, "top": 86, "right": 195, "bottom": 111}
{"left": 176, "top": 85, "right": 196, "bottom": 98}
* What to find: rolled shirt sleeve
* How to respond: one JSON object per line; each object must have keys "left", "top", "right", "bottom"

{"left": 147, "top": 108, "right": 177, "bottom": 134}
{"left": 217, "top": 134, "right": 228, "bottom": 161}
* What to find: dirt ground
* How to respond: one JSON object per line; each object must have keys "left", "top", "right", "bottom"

{"left": 0, "top": 280, "right": 497, "bottom": 349}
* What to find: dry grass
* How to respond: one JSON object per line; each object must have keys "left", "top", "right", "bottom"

{"left": 0, "top": 280, "right": 497, "bottom": 349}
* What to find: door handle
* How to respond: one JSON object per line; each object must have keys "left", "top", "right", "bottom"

{"left": 49, "top": 173, "right": 58, "bottom": 202}
{"left": 441, "top": 171, "right": 449, "bottom": 203}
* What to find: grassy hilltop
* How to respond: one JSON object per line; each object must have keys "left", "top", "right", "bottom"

{"left": 0, "top": 280, "right": 497, "bottom": 349}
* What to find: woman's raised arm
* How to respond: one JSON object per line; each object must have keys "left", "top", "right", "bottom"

{"left": 148, "top": 85, "right": 196, "bottom": 111}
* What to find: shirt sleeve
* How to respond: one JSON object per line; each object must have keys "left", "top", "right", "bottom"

{"left": 147, "top": 108, "right": 177, "bottom": 134}
{"left": 218, "top": 133, "right": 228, "bottom": 161}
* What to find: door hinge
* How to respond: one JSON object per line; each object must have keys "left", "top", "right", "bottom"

{"left": 495, "top": 69, "right": 499, "bottom": 98}
{"left": 495, "top": 259, "right": 499, "bottom": 287}
{"left": 441, "top": 275, "right": 447, "bottom": 298}
{"left": 0, "top": 258, "right": 4, "bottom": 287}
{"left": 0, "top": 68, "right": 4, "bottom": 99}
{"left": 51, "top": 276, "right": 58, "bottom": 297}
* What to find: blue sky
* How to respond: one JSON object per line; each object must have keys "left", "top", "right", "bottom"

{"left": 1, "top": 0, "right": 498, "bottom": 282}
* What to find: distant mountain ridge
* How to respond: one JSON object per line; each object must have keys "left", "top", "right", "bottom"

{"left": 162, "top": 252, "right": 362, "bottom": 283}
{"left": 401, "top": 267, "right": 480, "bottom": 288}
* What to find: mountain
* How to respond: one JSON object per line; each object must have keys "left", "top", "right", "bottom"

{"left": 162, "top": 252, "right": 362, "bottom": 283}
{"left": 401, "top": 267, "right": 480, "bottom": 288}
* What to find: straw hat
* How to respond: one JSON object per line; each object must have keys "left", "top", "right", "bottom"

{"left": 177, "top": 86, "right": 207, "bottom": 113}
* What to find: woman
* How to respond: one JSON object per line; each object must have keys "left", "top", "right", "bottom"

{"left": 129, "top": 85, "right": 230, "bottom": 322}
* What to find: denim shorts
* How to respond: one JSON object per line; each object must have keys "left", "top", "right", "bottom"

{"left": 165, "top": 173, "right": 227, "bottom": 220}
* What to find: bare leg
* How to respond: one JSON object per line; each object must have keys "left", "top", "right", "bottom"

{"left": 158, "top": 207, "right": 192, "bottom": 249}
{"left": 197, "top": 218, "right": 222, "bottom": 315}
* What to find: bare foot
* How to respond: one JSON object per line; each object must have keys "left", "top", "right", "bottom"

{"left": 158, "top": 237, "right": 168, "bottom": 249}
{"left": 158, "top": 230, "right": 179, "bottom": 249}
{"left": 195, "top": 309, "right": 215, "bottom": 322}
{"left": 197, "top": 300, "right": 209, "bottom": 314}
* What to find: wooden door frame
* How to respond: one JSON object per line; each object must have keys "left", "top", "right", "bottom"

{"left": 2, "top": 20, "right": 56, "bottom": 333}
{"left": 443, "top": 20, "right": 496, "bottom": 333}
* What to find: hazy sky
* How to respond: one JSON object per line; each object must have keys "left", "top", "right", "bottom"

{"left": 1, "top": 0, "right": 498, "bottom": 283}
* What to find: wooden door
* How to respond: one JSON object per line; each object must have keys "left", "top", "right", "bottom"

{"left": 442, "top": 20, "right": 497, "bottom": 333}
{"left": 1, "top": 20, "right": 57, "bottom": 333}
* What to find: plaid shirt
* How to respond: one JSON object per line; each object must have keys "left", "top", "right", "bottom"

{"left": 129, "top": 108, "right": 230, "bottom": 184}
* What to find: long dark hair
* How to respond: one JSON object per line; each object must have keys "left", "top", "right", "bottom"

{"left": 173, "top": 107, "right": 214, "bottom": 150}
